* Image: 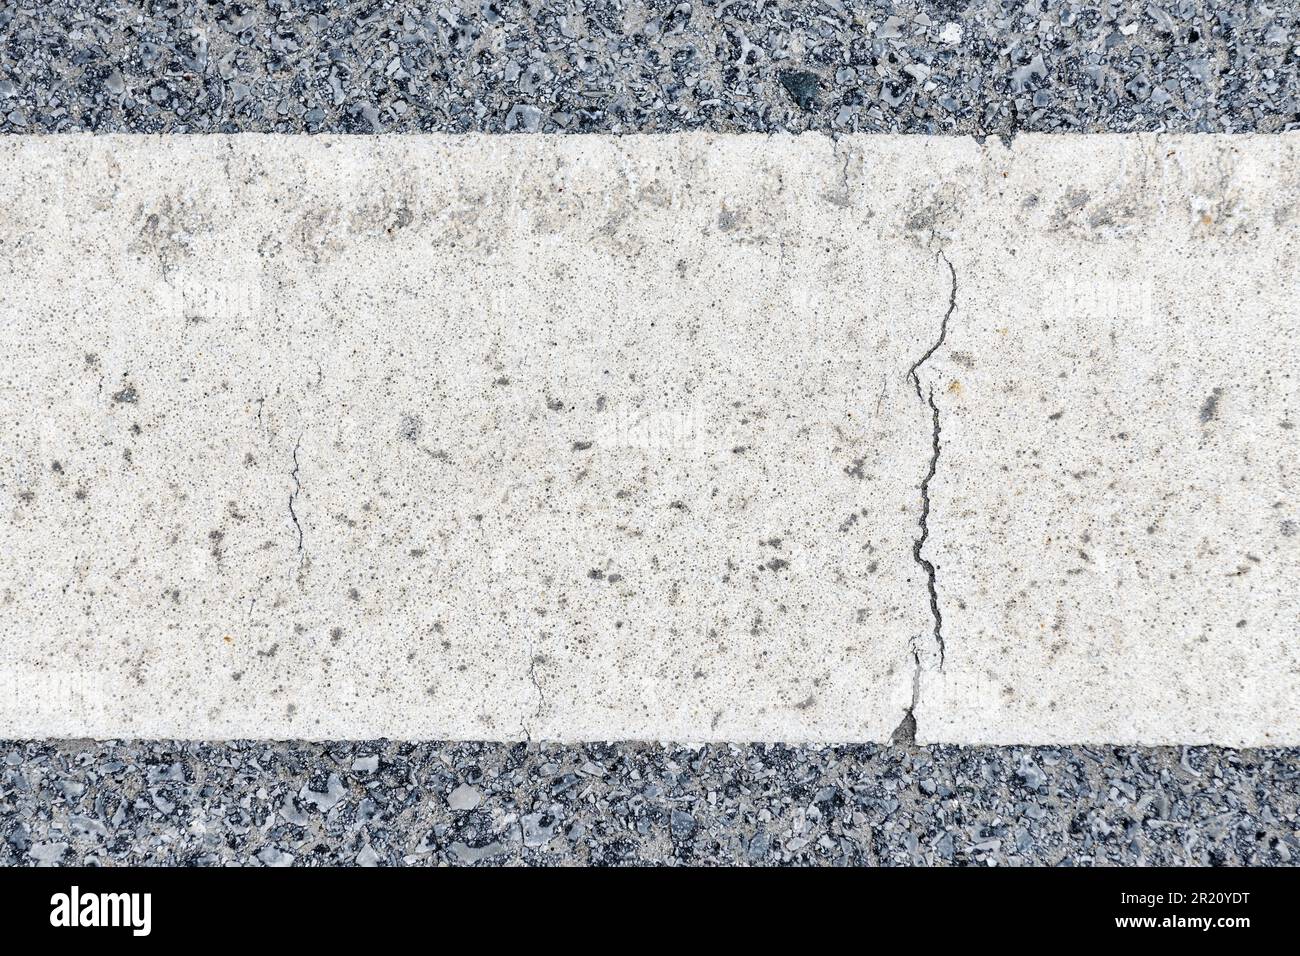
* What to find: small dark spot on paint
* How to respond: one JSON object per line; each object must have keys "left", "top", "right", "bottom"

{"left": 1048, "top": 410, "right": 1064, "bottom": 421}
{"left": 399, "top": 414, "right": 423, "bottom": 442}
{"left": 112, "top": 384, "right": 138, "bottom": 404}
{"left": 950, "top": 351, "right": 976, "bottom": 369}
{"left": 587, "top": 568, "right": 605, "bottom": 581}
{"left": 348, "top": 587, "right": 360, "bottom": 601}
{"left": 547, "top": 397, "right": 565, "bottom": 412}
{"left": 571, "top": 440, "right": 593, "bottom": 451}
{"left": 330, "top": 626, "right": 343, "bottom": 643}
{"left": 1199, "top": 387, "right": 1222, "bottom": 423}
{"left": 764, "top": 558, "right": 790, "bottom": 572}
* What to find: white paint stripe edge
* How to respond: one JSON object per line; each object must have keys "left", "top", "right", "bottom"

{"left": 0, "top": 133, "right": 1296, "bottom": 744}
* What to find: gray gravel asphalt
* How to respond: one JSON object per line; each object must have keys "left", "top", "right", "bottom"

{"left": 0, "top": 0, "right": 1296, "bottom": 136}
{"left": 2, "top": 1, "right": 1298, "bottom": 867}
{"left": 4, "top": 741, "right": 1298, "bottom": 866}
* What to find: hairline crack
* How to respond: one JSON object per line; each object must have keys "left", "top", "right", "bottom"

{"left": 288, "top": 432, "right": 305, "bottom": 572}
{"left": 890, "top": 253, "right": 955, "bottom": 745}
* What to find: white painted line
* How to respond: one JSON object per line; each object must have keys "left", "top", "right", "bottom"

{"left": 918, "top": 135, "right": 1300, "bottom": 746}
{"left": 0, "top": 133, "right": 1296, "bottom": 743}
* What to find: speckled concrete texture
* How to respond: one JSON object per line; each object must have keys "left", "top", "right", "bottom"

{"left": 4, "top": 739, "right": 1297, "bottom": 866}
{"left": 0, "top": 1, "right": 1296, "bottom": 136}
{"left": 1, "top": 132, "right": 1298, "bottom": 744}
{"left": 915, "top": 134, "right": 1300, "bottom": 746}
{"left": 0, "top": 133, "right": 943, "bottom": 741}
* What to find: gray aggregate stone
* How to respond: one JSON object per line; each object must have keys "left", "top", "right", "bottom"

{"left": 0, "top": 1, "right": 1295, "bottom": 136}
{"left": 449, "top": 785, "right": 482, "bottom": 812}
{"left": 2, "top": 740, "right": 1296, "bottom": 866}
